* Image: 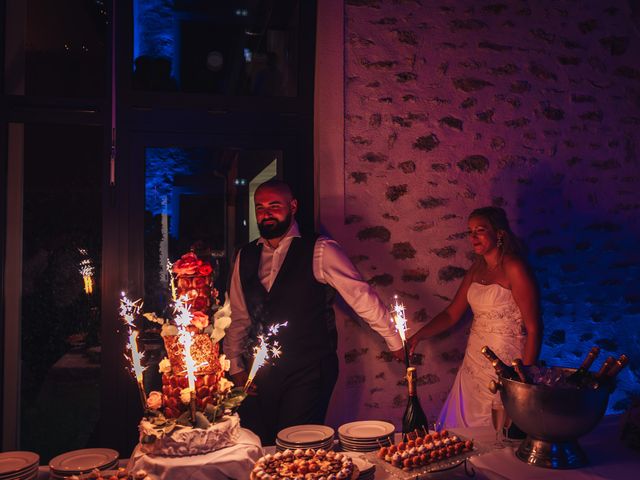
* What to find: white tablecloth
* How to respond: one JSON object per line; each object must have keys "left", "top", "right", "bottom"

{"left": 35, "top": 416, "right": 638, "bottom": 479}
{"left": 460, "top": 415, "right": 639, "bottom": 480}
{"left": 126, "top": 427, "right": 262, "bottom": 480}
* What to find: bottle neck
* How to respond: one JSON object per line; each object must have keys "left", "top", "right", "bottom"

{"left": 406, "top": 367, "right": 417, "bottom": 397}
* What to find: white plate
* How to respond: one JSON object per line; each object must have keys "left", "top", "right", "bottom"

{"left": 275, "top": 439, "right": 334, "bottom": 452}
{"left": 0, "top": 465, "right": 38, "bottom": 480}
{"left": 0, "top": 452, "right": 39, "bottom": 475}
{"left": 49, "top": 449, "right": 118, "bottom": 473}
{"left": 338, "top": 421, "right": 395, "bottom": 440}
{"left": 51, "top": 459, "right": 118, "bottom": 476}
{"left": 339, "top": 436, "right": 392, "bottom": 445}
{"left": 276, "top": 439, "right": 334, "bottom": 448}
{"left": 277, "top": 424, "right": 334, "bottom": 444}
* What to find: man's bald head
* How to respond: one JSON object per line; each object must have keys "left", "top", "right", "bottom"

{"left": 254, "top": 179, "right": 295, "bottom": 201}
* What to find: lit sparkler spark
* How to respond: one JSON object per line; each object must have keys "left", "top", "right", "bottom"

{"left": 120, "top": 293, "right": 147, "bottom": 407}
{"left": 391, "top": 295, "right": 410, "bottom": 368}
{"left": 172, "top": 295, "right": 202, "bottom": 421}
{"left": 244, "top": 321, "right": 288, "bottom": 392}
{"left": 78, "top": 249, "right": 95, "bottom": 295}
{"left": 392, "top": 295, "right": 408, "bottom": 342}
{"left": 167, "top": 260, "right": 177, "bottom": 301}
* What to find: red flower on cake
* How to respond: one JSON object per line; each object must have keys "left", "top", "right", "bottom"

{"left": 191, "top": 311, "right": 210, "bottom": 330}
{"left": 173, "top": 252, "right": 200, "bottom": 275}
{"left": 197, "top": 263, "right": 213, "bottom": 275}
{"left": 180, "top": 252, "right": 198, "bottom": 262}
{"left": 193, "top": 276, "right": 208, "bottom": 288}
{"left": 192, "top": 296, "right": 208, "bottom": 311}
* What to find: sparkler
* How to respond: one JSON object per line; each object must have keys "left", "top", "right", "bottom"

{"left": 78, "top": 248, "right": 94, "bottom": 295}
{"left": 244, "top": 321, "right": 288, "bottom": 392}
{"left": 173, "top": 296, "right": 201, "bottom": 422}
{"left": 392, "top": 295, "right": 410, "bottom": 368}
{"left": 167, "top": 259, "right": 177, "bottom": 301}
{"left": 120, "top": 293, "right": 147, "bottom": 408}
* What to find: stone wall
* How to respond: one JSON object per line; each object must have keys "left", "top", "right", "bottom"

{"left": 328, "top": 0, "right": 640, "bottom": 427}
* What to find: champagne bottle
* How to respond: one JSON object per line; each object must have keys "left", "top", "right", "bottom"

{"left": 567, "top": 346, "right": 600, "bottom": 386}
{"left": 402, "top": 367, "right": 429, "bottom": 436}
{"left": 480, "top": 346, "right": 518, "bottom": 380}
{"left": 511, "top": 358, "right": 530, "bottom": 384}
{"left": 593, "top": 356, "right": 616, "bottom": 380}
{"left": 605, "top": 354, "right": 629, "bottom": 379}
{"left": 584, "top": 356, "right": 616, "bottom": 389}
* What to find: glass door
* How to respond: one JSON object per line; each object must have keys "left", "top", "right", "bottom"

{"left": 3, "top": 122, "right": 104, "bottom": 461}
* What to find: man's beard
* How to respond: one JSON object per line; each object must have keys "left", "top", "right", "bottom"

{"left": 258, "top": 211, "right": 293, "bottom": 239}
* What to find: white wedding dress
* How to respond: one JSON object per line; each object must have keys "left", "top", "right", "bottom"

{"left": 437, "top": 282, "right": 527, "bottom": 428}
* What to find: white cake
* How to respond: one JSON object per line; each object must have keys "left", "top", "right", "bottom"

{"left": 139, "top": 414, "right": 241, "bottom": 457}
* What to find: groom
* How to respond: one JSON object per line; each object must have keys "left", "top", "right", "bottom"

{"left": 224, "top": 179, "right": 403, "bottom": 443}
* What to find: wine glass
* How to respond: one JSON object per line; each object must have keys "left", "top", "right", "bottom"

{"left": 491, "top": 397, "right": 507, "bottom": 449}
{"left": 503, "top": 414, "right": 514, "bottom": 442}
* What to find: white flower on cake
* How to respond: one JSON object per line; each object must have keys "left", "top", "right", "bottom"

{"left": 158, "top": 357, "right": 172, "bottom": 374}
{"left": 219, "top": 354, "right": 231, "bottom": 372}
{"left": 147, "top": 391, "right": 163, "bottom": 410}
{"left": 210, "top": 294, "right": 232, "bottom": 343}
{"left": 218, "top": 377, "right": 233, "bottom": 393}
{"left": 180, "top": 388, "right": 192, "bottom": 405}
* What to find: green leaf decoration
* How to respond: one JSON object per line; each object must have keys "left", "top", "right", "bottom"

{"left": 194, "top": 412, "right": 211, "bottom": 429}
{"left": 176, "top": 411, "right": 192, "bottom": 426}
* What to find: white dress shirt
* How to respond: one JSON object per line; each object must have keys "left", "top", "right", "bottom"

{"left": 224, "top": 222, "right": 403, "bottom": 375}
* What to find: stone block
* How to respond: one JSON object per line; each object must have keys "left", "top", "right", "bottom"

{"left": 438, "top": 266, "right": 466, "bottom": 282}
{"left": 357, "top": 226, "right": 391, "bottom": 242}
{"left": 457, "top": 155, "right": 490, "bottom": 173}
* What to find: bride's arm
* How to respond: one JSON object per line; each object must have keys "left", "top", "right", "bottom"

{"left": 505, "top": 257, "right": 542, "bottom": 365}
{"left": 408, "top": 264, "right": 476, "bottom": 352}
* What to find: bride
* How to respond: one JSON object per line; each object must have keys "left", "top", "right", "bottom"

{"left": 408, "top": 207, "right": 542, "bottom": 428}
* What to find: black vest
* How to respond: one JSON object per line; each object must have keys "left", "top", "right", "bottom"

{"left": 239, "top": 235, "right": 337, "bottom": 370}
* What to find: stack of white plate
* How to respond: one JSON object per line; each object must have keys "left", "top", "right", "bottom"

{"left": 338, "top": 420, "right": 395, "bottom": 452}
{"left": 49, "top": 448, "right": 118, "bottom": 479}
{"left": 0, "top": 451, "right": 39, "bottom": 480}
{"left": 275, "top": 424, "right": 335, "bottom": 452}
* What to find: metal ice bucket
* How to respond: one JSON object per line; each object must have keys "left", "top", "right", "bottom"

{"left": 493, "top": 367, "right": 610, "bottom": 469}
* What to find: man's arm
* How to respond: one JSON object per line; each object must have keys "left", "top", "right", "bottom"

{"left": 223, "top": 251, "right": 252, "bottom": 376}
{"left": 314, "top": 237, "right": 403, "bottom": 352}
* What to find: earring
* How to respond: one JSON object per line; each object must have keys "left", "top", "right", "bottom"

{"left": 497, "top": 236, "right": 504, "bottom": 248}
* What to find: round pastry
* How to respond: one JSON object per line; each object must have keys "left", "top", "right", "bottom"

{"left": 250, "top": 449, "right": 358, "bottom": 480}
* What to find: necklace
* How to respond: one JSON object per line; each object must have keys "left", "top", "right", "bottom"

{"left": 478, "top": 261, "right": 499, "bottom": 284}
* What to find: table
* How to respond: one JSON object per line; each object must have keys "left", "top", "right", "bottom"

{"left": 459, "top": 414, "right": 639, "bottom": 480}
{"left": 34, "top": 415, "right": 639, "bottom": 479}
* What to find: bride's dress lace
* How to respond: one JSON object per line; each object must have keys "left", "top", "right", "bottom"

{"left": 437, "top": 282, "right": 527, "bottom": 428}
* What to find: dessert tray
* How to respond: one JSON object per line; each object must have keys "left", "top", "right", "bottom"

{"left": 363, "top": 431, "right": 485, "bottom": 479}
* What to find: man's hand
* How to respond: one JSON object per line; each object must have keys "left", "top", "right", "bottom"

{"left": 407, "top": 334, "right": 420, "bottom": 355}
{"left": 391, "top": 347, "right": 405, "bottom": 363}
{"left": 230, "top": 370, "right": 257, "bottom": 396}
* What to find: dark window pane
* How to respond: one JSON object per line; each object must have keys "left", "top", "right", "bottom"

{"left": 133, "top": 0, "right": 299, "bottom": 96}
{"left": 20, "top": 124, "right": 103, "bottom": 461}
{"left": 24, "top": 0, "right": 108, "bottom": 97}
{"left": 143, "top": 146, "right": 279, "bottom": 315}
